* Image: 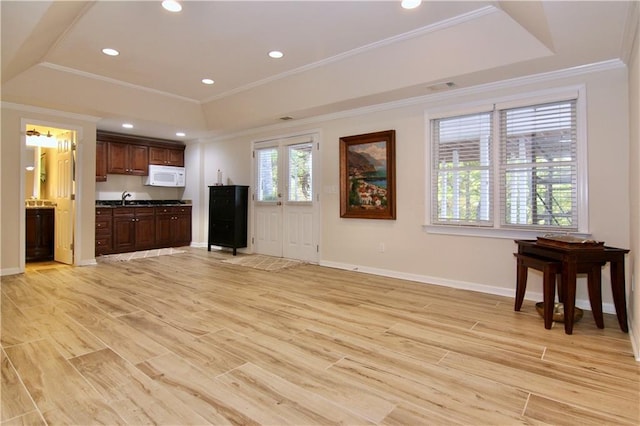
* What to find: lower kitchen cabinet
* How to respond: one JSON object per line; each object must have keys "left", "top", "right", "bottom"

{"left": 95, "top": 207, "right": 113, "bottom": 255}
{"left": 112, "top": 207, "right": 156, "bottom": 252}
{"left": 26, "top": 208, "right": 54, "bottom": 262}
{"left": 97, "top": 205, "right": 191, "bottom": 255}
{"left": 155, "top": 206, "right": 192, "bottom": 248}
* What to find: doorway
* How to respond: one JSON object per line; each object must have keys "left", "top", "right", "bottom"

{"left": 23, "top": 123, "right": 76, "bottom": 266}
{"left": 253, "top": 133, "right": 319, "bottom": 263}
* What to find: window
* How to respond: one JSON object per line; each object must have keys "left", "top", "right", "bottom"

{"left": 429, "top": 91, "right": 584, "bottom": 235}
{"left": 287, "top": 143, "right": 313, "bottom": 202}
{"left": 256, "top": 147, "right": 278, "bottom": 202}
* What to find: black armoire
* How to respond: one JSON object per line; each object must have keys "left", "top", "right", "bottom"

{"left": 208, "top": 185, "right": 249, "bottom": 255}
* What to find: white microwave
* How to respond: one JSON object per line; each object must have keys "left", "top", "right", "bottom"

{"left": 144, "top": 165, "right": 186, "bottom": 187}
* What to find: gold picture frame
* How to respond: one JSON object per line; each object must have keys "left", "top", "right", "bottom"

{"left": 339, "top": 130, "right": 396, "bottom": 220}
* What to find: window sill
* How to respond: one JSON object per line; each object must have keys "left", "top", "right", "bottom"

{"left": 423, "top": 224, "right": 591, "bottom": 240}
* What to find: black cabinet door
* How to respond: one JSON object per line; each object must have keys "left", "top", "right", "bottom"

{"left": 208, "top": 185, "right": 248, "bottom": 255}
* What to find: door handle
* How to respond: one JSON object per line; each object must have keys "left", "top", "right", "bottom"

{"left": 277, "top": 201, "right": 282, "bottom": 206}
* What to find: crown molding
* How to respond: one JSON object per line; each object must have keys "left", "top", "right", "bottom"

{"left": 1, "top": 101, "right": 102, "bottom": 122}
{"left": 206, "top": 59, "right": 626, "bottom": 143}
{"left": 39, "top": 62, "right": 200, "bottom": 104}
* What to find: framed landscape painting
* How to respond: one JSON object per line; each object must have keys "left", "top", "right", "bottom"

{"left": 340, "top": 130, "right": 396, "bottom": 220}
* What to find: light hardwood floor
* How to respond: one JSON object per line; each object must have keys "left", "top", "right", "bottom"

{"left": 2, "top": 247, "right": 639, "bottom": 425}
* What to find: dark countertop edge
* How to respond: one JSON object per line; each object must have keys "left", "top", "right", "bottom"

{"left": 26, "top": 206, "right": 56, "bottom": 209}
{"left": 95, "top": 203, "right": 192, "bottom": 208}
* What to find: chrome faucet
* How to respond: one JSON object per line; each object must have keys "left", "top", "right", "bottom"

{"left": 121, "top": 190, "right": 132, "bottom": 205}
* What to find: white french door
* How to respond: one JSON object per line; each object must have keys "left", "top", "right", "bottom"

{"left": 253, "top": 134, "right": 319, "bottom": 263}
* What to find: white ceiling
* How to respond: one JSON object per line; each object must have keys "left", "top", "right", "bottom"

{"left": 1, "top": 1, "right": 636, "bottom": 141}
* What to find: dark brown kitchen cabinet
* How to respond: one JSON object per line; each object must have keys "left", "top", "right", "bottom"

{"left": 208, "top": 185, "right": 248, "bottom": 255}
{"left": 26, "top": 208, "right": 54, "bottom": 262}
{"left": 95, "top": 207, "right": 113, "bottom": 255}
{"left": 96, "top": 140, "right": 107, "bottom": 182}
{"left": 113, "top": 207, "right": 155, "bottom": 252}
{"left": 149, "top": 146, "right": 185, "bottom": 167}
{"left": 155, "top": 206, "right": 192, "bottom": 248}
{"left": 107, "top": 142, "right": 148, "bottom": 176}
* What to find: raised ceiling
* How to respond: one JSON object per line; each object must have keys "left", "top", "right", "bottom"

{"left": 1, "top": 1, "right": 636, "bottom": 141}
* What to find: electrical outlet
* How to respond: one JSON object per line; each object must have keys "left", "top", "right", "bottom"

{"left": 378, "top": 242, "right": 385, "bottom": 253}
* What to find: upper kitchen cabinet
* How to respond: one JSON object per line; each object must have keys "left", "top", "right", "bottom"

{"left": 97, "top": 130, "right": 185, "bottom": 177}
{"left": 149, "top": 146, "right": 184, "bottom": 167}
{"left": 96, "top": 140, "right": 107, "bottom": 182}
{"left": 107, "top": 142, "right": 148, "bottom": 176}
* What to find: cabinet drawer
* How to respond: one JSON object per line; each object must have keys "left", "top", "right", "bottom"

{"left": 134, "top": 207, "right": 155, "bottom": 216}
{"left": 210, "top": 198, "right": 235, "bottom": 220}
{"left": 96, "top": 207, "right": 112, "bottom": 216}
{"left": 209, "top": 221, "right": 235, "bottom": 244}
{"left": 96, "top": 236, "right": 112, "bottom": 254}
{"left": 96, "top": 216, "right": 112, "bottom": 235}
{"left": 156, "top": 206, "right": 191, "bottom": 215}
{"left": 113, "top": 207, "right": 135, "bottom": 217}
{"left": 210, "top": 187, "right": 237, "bottom": 198}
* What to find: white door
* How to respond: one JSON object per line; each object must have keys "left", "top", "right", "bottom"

{"left": 54, "top": 131, "right": 75, "bottom": 264}
{"left": 253, "top": 134, "right": 318, "bottom": 263}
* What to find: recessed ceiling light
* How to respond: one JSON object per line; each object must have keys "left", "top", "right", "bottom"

{"left": 122, "top": 123, "right": 133, "bottom": 129}
{"left": 268, "top": 50, "right": 284, "bottom": 59}
{"left": 176, "top": 132, "right": 186, "bottom": 137}
{"left": 102, "top": 48, "right": 119, "bottom": 56}
{"left": 401, "top": 0, "right": 422, "bottom": 9}
{"left": 162, "top": 0, "right": 182, "bottom": 12}
{"left": 201, "top": 78, "right": 214, "bottom": 85}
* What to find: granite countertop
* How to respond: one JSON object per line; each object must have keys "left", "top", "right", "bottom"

{"left": 25, "top": 200, "right": 55, "bottom": 209}
{"left": 96, "top": 200, "right": 192, "bottom": 207}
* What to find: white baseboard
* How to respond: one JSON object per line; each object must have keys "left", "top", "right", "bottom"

{"left": 319, "top": 260, "right": 617, "bottom": 314}
{"left": 1, "top": 267, "right": 22, "bottom": 276}
{"left": 77, "top": 259, "right": 98, "bottom": 266}
{"left": 629, "top": 324, "right": 640, "bottom": 361}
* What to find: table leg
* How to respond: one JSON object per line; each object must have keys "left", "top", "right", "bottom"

{"left": 515, "top": 259, "right": 527, "bottom": 311}
{"left": 586, "top": 264, "right": 604, "bottom": 328}
{"left": 563, "top": 261, "right": 577, "bottom": 334}
{"left": 610, "top": 260, "right": 629, "bottom": 333}
{"left": 543, "top": 265, "right": 556, "bottom": 330}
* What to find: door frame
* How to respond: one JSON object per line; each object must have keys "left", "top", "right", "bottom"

{"left": 20, "top": 118, "right": 83, "bottom": 271}
{"left": 250, "top": 130, "right": 321, "bottom": 263}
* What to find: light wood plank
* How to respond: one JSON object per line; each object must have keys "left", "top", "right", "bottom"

{"left": 60, "top": 302, "right": 170, "bottom": 364}
{"left": 3, "top": 339, "right": 124, "bottom": 422}
{"left": 117, "top": 310, "right": 245, "bottom": 373}
{"left": 215, "top": 362, "right": 374, "bottom": 425}
{"left": 69, "top": 348, "right": 209, "bottom": 425}
{"left": 138, "top": 352, "right": 260, "bottom": 425}
{"left": 0, "top": 410, "right": 46, "bottom": 426}
{"left": 1, "top": 349, "right": 36, "bottom": 422}
{"left": 20, "top": 304, "right": 106, "bottom": 359}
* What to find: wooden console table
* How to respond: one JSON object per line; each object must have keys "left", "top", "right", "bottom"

{"left": 515, "top": 239, "right": 629, "bottom": 334}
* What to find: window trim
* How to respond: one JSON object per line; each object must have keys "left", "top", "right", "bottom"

{"left": 424, "top": 85, "right": 589, "bottom": 239}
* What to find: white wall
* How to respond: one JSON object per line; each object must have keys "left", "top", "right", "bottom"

{"left": 194, "top": 65, "right": 631, "bottom": 314}
{"left": 1, "top": 104, "right": 99, "bottom": 273}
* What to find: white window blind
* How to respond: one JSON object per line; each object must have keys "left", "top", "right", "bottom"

{"left": 432, "top": 112, "right": 493, "bottom": 225}
{"left": 499, "top": 100, "right": 577, "bottom": 230}
{"left": 255, "top": 147, "right": 278, "bottom": 202}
